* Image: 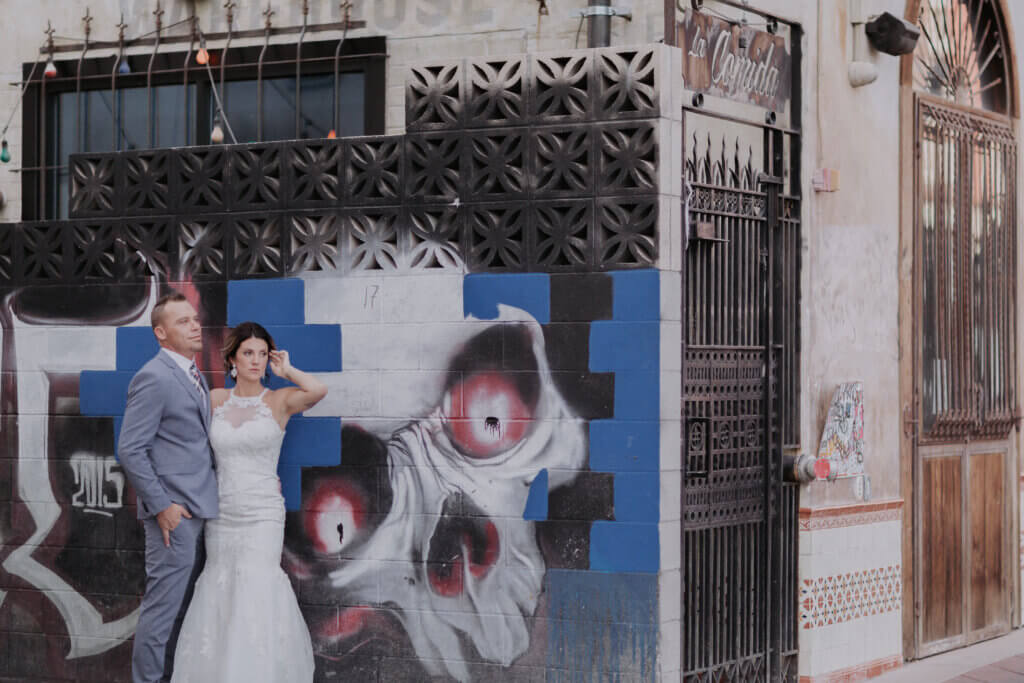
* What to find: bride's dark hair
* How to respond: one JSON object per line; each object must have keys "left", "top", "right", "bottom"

{"left": 222, "top": 321, "right": 277, "bottom": 375}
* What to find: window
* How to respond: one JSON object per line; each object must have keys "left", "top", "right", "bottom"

{"left": 22, "top": 36, "right": 384, "bottom": 220}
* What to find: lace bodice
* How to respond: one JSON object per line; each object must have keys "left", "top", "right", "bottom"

{"left": 210, "top": 389, "right": 285, "bottom": 497}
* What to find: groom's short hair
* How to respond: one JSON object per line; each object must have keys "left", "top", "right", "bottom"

{"left": 151, "top": 291, "right": 189, "bottom": 329}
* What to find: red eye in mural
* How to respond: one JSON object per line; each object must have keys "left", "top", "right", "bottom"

{"left": 443, "top": 372, "right": 533, "bottom": 458}
{"left": 302, "top": 479, "right": 368, "bottom": 555}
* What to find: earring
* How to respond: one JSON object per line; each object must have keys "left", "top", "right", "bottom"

{"left": 230, "top": 366, "right": 237, "bottom": 379}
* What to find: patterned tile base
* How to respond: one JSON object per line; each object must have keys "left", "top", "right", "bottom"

{"left": 801, "top": 565, "right": 902, "bottom": 629}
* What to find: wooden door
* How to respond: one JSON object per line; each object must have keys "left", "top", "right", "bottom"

{"left": 911, "top": 96, "right": 1017, "bottom": 658}
{"left": 916, "top": 443, "right": 1010, "bottom": 656}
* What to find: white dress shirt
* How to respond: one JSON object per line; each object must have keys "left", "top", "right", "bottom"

{"left": 162, "top": 347, "right": 197, "bottom": 374}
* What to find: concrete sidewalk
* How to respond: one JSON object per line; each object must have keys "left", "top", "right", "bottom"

{"left": 874, "top": 629, "right": 1024, "bottom": 682}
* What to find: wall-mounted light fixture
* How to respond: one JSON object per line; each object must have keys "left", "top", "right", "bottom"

{"left": 864, "top": 12, "right": 920, "bottom": 56}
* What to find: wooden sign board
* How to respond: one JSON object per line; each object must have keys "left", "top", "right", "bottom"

{"left": 678, "top": 9, "right": 791, "bottom": 111}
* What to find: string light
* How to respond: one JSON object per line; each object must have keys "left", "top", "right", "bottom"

{"left": 210, "top": 112, "right": 225, "bottom": 144}
{"left": 118, "top": 58, "right": 131, "bottom": 74}
{"left": 44, "top": 21, "right": 57, "bottom": 78}
{"left": 1, "top": 140, "right": 10, "bottom": 164}
{"left": 196, "top": 36, "right": 209, "bottom": 65}
{"left": 327, "top": 129, "right": 337, "bottom": 139}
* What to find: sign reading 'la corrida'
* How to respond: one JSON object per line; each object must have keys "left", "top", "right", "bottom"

{"left": 678, "top": 9, "right": 791, "bottom": 111}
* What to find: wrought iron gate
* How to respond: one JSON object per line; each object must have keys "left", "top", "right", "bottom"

{"left": 680, "top": 104, "right": 801, "bottom": 682}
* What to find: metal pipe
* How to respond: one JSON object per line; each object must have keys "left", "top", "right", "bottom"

{"left": 587, "top": 0, "right": 611, "bottom": 48}
{"left": 147, "top": 1, "right": 164, "bottom": 148}
{"left": 257, "top": 3, "right": 273, "bottom": 141}
{"left": 75, "top": 9, "right": 92, "bottom": 156}
{"left": 40, "top": 22, "right": 55, "bottom": 217}
{"left": 220, "top": 2, "right": 235, "bottom": 114}
{"left": 295, "top": 0, "right": 309, "bottom": 139}
{"left": 333, "top": 2, "right": 352, "bottom": 135}
{"left": 185, "top": 16, "right": 196, "bottom": 146}
{"left": 111, "top": 16, "right": 126, "bottom": 151}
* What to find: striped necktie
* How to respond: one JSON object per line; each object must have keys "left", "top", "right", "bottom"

{"left": 188, "top": 362, "right": 205, "bottom": 395}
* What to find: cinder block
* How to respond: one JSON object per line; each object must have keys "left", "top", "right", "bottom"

{"left": 264, "top": 324, "right": 341, "bottom": 373}
{"left": 279, "top": 416, "right": 342, "bottom": 510}
{"left": 660, "top": 472, "right": 681, "bottom": 522}
{"left": 47, "top": 327, "right": 117, "bottom": 371}
{"left": 228, "top": 278, "right": 305, "bottom": 326}
{"left": 464, "top": 273, "right": 550, "bottom": 324}
{"left": 114, "top": 327, "right": 160, "bottom": 371}
{"left": 614, "top": 471, "right": 660, "bottom": 522}
{"left": 305, "top": 371, "right": 380, "bottom": 418}
{"left": 385, "top": 273, "right": 466, "bottom": 324}
{"left": 79, "top": 371, "right": 135, "bottom": 417}
{"left": 589, "top": 322, "right": 660, "bottom": 371}
{"left": 659, "top": 420, "right": 681, "bottom": 471}
{"left": 659, "top": 270, "right": 681, "bottom": 323}
{"left": 589, "top": 420, "right": 659, "bottom": 472}
{"left": 615, "top": 371, "right": 659, "bottom": 420}
{"left": 343, "top": 323, "right": 421, "bottom": 371}
{"left": 379, "top": 370, "right": 450, "bottom": 418}
{"left": 304, "top": 276, "right": 384, "bottom": 324}
{"left": 658, "top": 569, "right": 681, "bottom": 623}
{"left": 658, "top": 519, "right": 681, "bottom": 571}
{"left": 590, "top": 521, "right": 659, "bottom": 573}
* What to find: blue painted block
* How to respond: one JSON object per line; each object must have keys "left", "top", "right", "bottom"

{"left": 278, "top": 416, "right": 342, "bottom": 510}
{"left": 228, "top": 279, "right": 305, "bottom": 327}
{"left": 523, "top": 468, "right": 548, "bottom": 520}
{"left": 589, "top": 322, "right": 659, "bottom": 371}
{"left": 79, "top": 371, "right": 135, "bottom": 416}
{"left": 545, "top": 570, "right": 659, "bottom": 677}
{"left": 610, "top": 270, "right": 660, "bottom": 321}
{"left": 589, "top": 521, "right": 659, "bottom": 573}
{"left": 115, "top": 328, "right": 160, "bottom": 371}
{"left": 614, "top": 372, "right": 659, "bottom": 420}
{"left": 613, "top": 472, "right": 660, "bottom": 522}
{"left": 264, "top": 325, "right": 342, "bottom": 373}
{"left": 588, "top": 420, "right": 659, "bottom": 472}
{"left": 277, "top": 466, "right": 304, "bottom": 513}
{"left": 464, "top": 273, "right": 550, "bottom": 324}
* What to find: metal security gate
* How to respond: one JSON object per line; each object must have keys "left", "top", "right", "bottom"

{"left": 680, "top": 103, "right": 801, "bottom": 681}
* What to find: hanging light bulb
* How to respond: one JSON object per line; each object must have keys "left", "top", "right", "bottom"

{"left": 327, "top": 129, "right": 337, "bottom": 139}
{"left": 196, "top": 37, "right": 209, "bottom": 66}
{"left": 44, "top": 56, "right": 58, "bottom": 78}
{"left": 118, "top": 58, "right": 131, "bottom": 75}
{"left": 0, "top": 139, "right": 10, "bottom": 164}
{"left": 210, "top": 113, "right": 225, "bottom": 144}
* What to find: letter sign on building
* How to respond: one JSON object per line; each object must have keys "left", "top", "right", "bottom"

{"left": 678, "top": 9, "right": 791, "bottom": 111}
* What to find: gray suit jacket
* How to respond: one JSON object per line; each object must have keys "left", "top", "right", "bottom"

{"left": 117, "top": 351, "right": 219, "bottom": 520}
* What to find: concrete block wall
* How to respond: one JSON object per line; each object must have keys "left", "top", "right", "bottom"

{"left": 0, "top": 267, "right": 667, "bottom": 681}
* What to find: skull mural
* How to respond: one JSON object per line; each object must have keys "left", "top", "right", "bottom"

{"left": 290, "top": 305, "right": 587, "bottom": 681}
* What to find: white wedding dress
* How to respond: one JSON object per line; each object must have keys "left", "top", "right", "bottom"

{"left": 171, "top": 389, "right": 314, "bottom": 683}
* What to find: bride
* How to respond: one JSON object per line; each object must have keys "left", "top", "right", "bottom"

{"left": 171, "top": 321, "right": 327, "bottom": 682}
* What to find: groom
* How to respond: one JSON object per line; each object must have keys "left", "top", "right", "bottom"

{"left": 118, "top": 291, "right": 218, "bottom": 683}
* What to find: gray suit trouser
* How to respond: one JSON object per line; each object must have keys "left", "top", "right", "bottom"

{"left": 132, "top": 516, "right": 205, "bottom": 683}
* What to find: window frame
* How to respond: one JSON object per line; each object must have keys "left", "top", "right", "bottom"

{"left": 20, "top": 35, "right": 386, "bottom": 220}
